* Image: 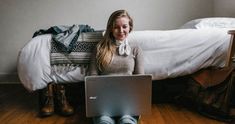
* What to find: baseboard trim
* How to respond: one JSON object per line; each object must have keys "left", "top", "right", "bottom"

{"left": 0, "top": 82, "right": 20, "bottom": 84}
{"left": 0, "top": 74, "right": 20, "bottom": 84}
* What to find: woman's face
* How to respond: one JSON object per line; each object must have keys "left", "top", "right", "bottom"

{"left": 112, "top": 17, "right": 130, "bottom": 41}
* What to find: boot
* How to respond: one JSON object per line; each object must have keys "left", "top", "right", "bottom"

{"left": 55, "top": 84, "right": 74, "bottom": 116}
{"left": 39, "top": 83, "right": 54, "bottom": 117}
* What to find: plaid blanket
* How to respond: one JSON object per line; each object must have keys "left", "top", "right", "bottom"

{"left": 50, "top": 31, "right": 103, "bottom": 66}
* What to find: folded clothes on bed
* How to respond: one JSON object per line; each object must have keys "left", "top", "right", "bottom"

{"left": 33, "top": 24, "right": 95, "bottom": 53}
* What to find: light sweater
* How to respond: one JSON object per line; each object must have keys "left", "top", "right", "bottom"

{"left": 88, "top": 42, "right": 144, "bottom": 76}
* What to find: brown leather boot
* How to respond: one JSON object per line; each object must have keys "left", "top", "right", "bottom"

{"left": 39, "top": 83, "right": 54, "bottom": 117}
{"left": 55, "top": 84, "right": 74, "bottom": 116}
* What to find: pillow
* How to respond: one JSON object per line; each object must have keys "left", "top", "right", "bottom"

{"left": 180, "top": 18, "right": 202, "bottom": 29}
{"left": 180, "top": 17, "right": 235, "bottom": 29}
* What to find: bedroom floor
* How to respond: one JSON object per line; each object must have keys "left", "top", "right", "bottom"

{"left": 0, "top": 83, "right": 228, "bottom": 124}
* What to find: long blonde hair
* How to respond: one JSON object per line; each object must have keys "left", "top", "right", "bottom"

{"left": 96, "top": 10, "right": 133, "bottom": 72}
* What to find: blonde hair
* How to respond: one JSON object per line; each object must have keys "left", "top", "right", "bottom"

{"left": 96, "top": 10, "right": 133, "bottom": 71}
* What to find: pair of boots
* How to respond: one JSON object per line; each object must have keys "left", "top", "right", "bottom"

{"left": 39, "top": 83, "right": 74, "bottom": 117}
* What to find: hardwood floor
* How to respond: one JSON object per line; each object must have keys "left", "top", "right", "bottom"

{"left": 0, "top": 84, "right": 229, "bottom": 124}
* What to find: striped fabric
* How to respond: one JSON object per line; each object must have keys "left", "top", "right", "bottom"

{"left": 50, "top": 31, "right": 103, "bottom": 66}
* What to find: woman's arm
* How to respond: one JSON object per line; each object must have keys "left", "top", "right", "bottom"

{"left": 133, "top": 46, "right": 145, "bottom": 74}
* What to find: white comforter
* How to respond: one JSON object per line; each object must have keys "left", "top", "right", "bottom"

{"left": 17, "top": 29, "right": 231, "bottom": 91}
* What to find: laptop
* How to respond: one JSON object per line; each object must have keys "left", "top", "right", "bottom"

{"left": 85, "top": 74, "right": 152, "bottom": 117}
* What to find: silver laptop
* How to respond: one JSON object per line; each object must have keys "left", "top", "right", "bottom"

{"left": 85, "top": 74, "right": 152, "bottom": 117}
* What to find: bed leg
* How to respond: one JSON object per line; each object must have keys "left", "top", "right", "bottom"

{"left": 226, "top": 30, "right": 235, "bottom": 67}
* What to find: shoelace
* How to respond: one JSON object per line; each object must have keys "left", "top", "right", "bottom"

{"left": 119, "top": 115, "right": 137, "bottom": 124}
{"left": 93, "top": 115, "right": 115, "bottom": 124}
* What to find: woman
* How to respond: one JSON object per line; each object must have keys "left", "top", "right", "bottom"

{"left": 88, "top": 9, "right": 144, "bottom": 124}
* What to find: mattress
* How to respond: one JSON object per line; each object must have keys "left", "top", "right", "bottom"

{"left": 17, "top": 28, "right": 231, "bottom": 91}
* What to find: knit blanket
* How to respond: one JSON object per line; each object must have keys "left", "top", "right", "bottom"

{"left": 50, "top": 31, "right": 103, "bottom": 67}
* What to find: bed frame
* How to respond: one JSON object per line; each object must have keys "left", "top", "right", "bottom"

{"left": 227, "top": 30, "right": 235, "bottom": 67}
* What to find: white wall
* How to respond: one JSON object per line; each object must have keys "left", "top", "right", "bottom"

{"left": 0, "top": 0, "right": 213, "bottom": 82}
{"left": 214, "top": 0, "right": 235, "bottom": 17}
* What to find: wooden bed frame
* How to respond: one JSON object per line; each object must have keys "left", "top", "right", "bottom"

{"left": 227, "top": 30, "right": 235, "bottom": 67}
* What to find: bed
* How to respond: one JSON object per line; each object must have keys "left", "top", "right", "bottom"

{"left": 17, "top": 17, "right": 235, "bottom": 91}
{"left": 17, "top": 17, "right": 235, "bottom": 121}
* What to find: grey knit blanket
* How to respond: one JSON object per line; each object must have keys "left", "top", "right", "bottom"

{"left": 50, "top": 31, "right": 103, "bottom": 66}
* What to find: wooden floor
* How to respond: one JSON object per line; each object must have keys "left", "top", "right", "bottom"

{"left": 0, "top": 84, "right": 230, "bottom": 124}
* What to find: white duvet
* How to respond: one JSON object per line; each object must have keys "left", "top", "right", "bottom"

{"left": 17, "top": 29, "right": 231, "bottom": 91}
